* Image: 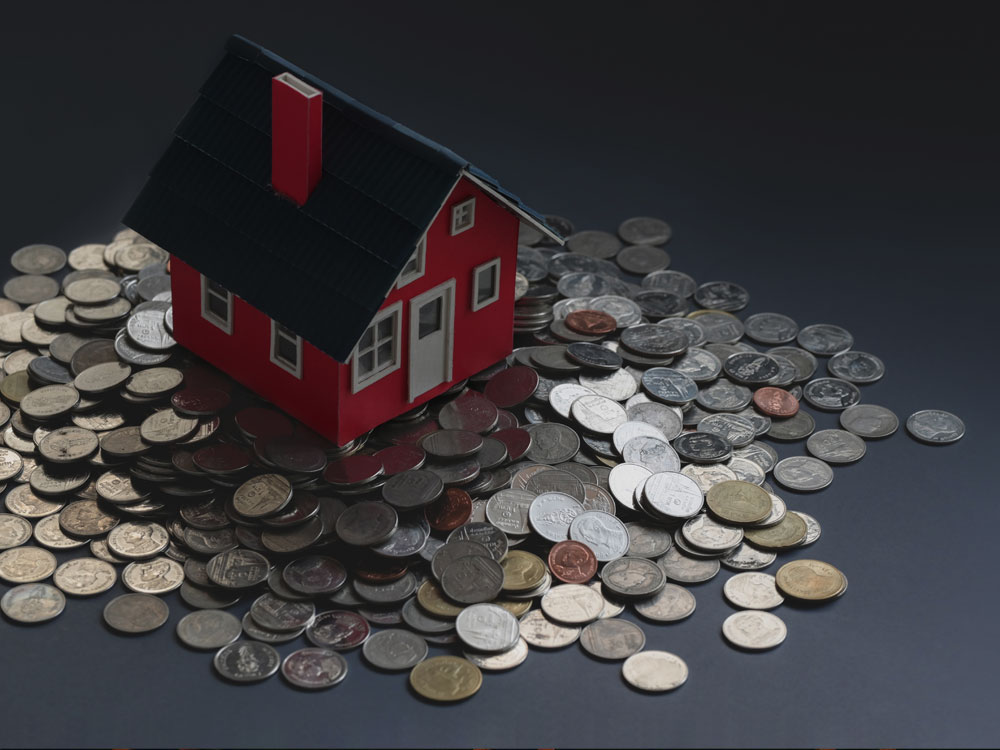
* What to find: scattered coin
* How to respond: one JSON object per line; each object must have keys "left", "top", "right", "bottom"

{"left": 906, "top": 409, "right": 965, "bottom": 444}
{"left": 633, "top": 583, "right": 696, "bottom": 622}
{"left": 103, "top": 593, "right": 170, "bottom": 633}
{"left": 53, "top": 557, "right": 117, "bottom": 596}
{"left": 519, "top": 609, "right": 581, "bottom": 649}
{"left": 1, "top": 582, "right": 66, "bottom": 623}
{"left": 214, "top": 641, "right": 281, "bottom": 683}
{"left": 622, "top": 650, "right": 688, "bottom": 692}
{"left": 409, "top": 655, "right": 482, "bottom": 702}
{"left": 722, "top": 610, "right": 787, "bottom": 650}
{"left": 775, "top": 559, "right": 847, "bottom": 602}
{"left": 723, "top": 572, "right": 784, "bottom": 610}
{"left": 282, "top": 647, "right": 349, "bottom": 689}
{"left": 773, "top": 456, "right": 834, "bottom": 492}
{"left": 363, "top": 629, "right": 429, "bottom": 670}
{"left": 177, "top": 609, "right": 243, "bottom": 649}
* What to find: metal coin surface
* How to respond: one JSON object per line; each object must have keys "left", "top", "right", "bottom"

{"left": 122, "top": 556, "right": 184, "bottom": 594}
{"left": 723, "top": 352, "right": 780, "bottom": 385}
{"left": 524, "top": 422, "right": 579, "bottom": 463}
{"left": 626, "top": 523, "right": 674, "bottom": 558}
{"left": 103, "top": 592, "right": 169, "bottom": 633}
{"left": 500, "top": 550, "right": 546, "bottom": 592}
{"left": 601, "top": 556, "right": 667, "bottom": 598}
{"left": 282, "top": 647, "right": 349, "bottom": 689}
{"left": 455, "top": 602, "right": 520, "bottom": 652}
{"left": 463, "top": 636, "right": 529, "bottom": 671}
{"left": 12, "top": 244, "right": 67, "bottom": 275}
{"left": 721, "top": 542, "right": 777, "bottom": 570}
{"left": 363, "top": 628, "right": 429, "bottom": 670}
{"left": 622, "top": 650, "right": 688, "bottom": 692}
{"left": 38, "top": 426, "right": 99, "bottom": 464}
{"left": 706, "top": 481, "right": 772, "bottom": 525}
{"left": 20, "top": 384, "right": 80, "bottom": 421}
{"left": 485, "top": 488, "right": 534, "bottom": 535}
{"left": 179, "top": 582, "right": 240, "bottom": 610}
{"left": 797, "top": 323, "right": 853, "bottom": 356}
{"left": 335, "top": 501, "right": 399, "bottom": 546}
{"left": 657, "top": 546, "right": 720, "bottom": 584}
{"left": 440, "top": 555, "right": 504, "bottom": 604}
{"left": 744, "top": 511, "right": 808, "bottom": 549}
{"left": 743, "top": 312, "right": 799, "bottom": 345}
{"left": 214, "top": 641, "right": 281, "bottom": 683}
{"left": 580, "top": 618, "right": 646, "bottom": 660}
{"left": 642, "top": 471, "right": 704, "bottom": 520}
{"left": 424, "top": 488, "right": 473, "bottom": 532}
{"left": 775, "top": 559, "right": 846, "bottom": 601}
{"left": 540, "top": 583, "right": 605, "bottom": 625}
{"left": 767, "top": 410, "right": 815, "bottom": 441}
{"left": 773, "top": 456, "right": 834, "bottom": 492}
{"left": 571, "top": 394, "right": 628, "bottom": 435}
{"left": 282, "top": 555, "right": 347, "bottom": 595}
{"left": 723, "top": 572, "right": 784, "bottom": 609}
{"left": 621, "top": 436, "right": 680, "bottom": 474}
{"left": 409, "top": 655, "right": 482, "bottom": 702}
{"left": 484, "top": 366, "right": 539, "bottom": 408}
{"left": 681, "top": 464, "right": 738, "bottom": 494}
{"left": 0, "top": 546, "right": 57, "bottom": 583}
{"left": 306, "top": 609, "right": 371, "bottom": 649}
{"left": 2, "top": 582, "right": 65, "bottom": 623}
{"left": 206, "top": 549, "right": 270, "bottom": 589}
{"left": 641, "top": 367, "right": 698, "bottom": 405}
{"left": 528, "top": 492, "right": 584, "bottom": 542}
{"left": 518, "top": 610, "right": 581, "bottom": 648}
{"left": 59, "top": 500, "right": 118, "bottom": 537}
{"left": 250, "top": 593, "right": 317, "bottom": 631}
{"left": 840, "top": 404, "right": 899, "bottom": 439}
{"left": 548, "top": 540, "right": 599, "bottom": 584}
{"left": 673, "top": 432, "right": 732, "bottom": 464}
{"left": 698, "top": 413, "right": 756, "bottom": 448}
{"left": 695, "top": 378, "right": 752, "bottom": 412}
{"left": 905, "top": 409, "right": 965, "bottom": 444}
{"left": 33, "top": 516, "right": 88, "bottom": 549}
{"left": 176, "top": 609, "right": 242, "bottom": 649}
{"left": 381, "top": 469, "right": 443, "bottom": 509}
{"left": 4, "top": 275, "right": 60, "bottom": 305}
{"left": 0, "top": 513, "right": 32, "bottom": 549}
{"left": 447, "top": 522, "right": 508, "bottom": 561}
{"left": 752, "top": 387, "right": 799, "bottom": 418}
{"left": 353, "top": 572, "right": 418, "bottom": 605}
{"left": 681, "top": 514, "right": 743, "bottom": 552}
{"left": 568, "top": 511, "right": 629, "bottom": 562}
{"left": 803, "top": 377, "right": 861, "bottom": 411}
{"left": 633, "top": 583, "right": 697, "bottom": 622}
{"left": 806, "top": 429, "right": 867, "bottom": 463}
{"left": 107, "top": 521, "right": 169, "bottom": 560}
{"left": 232, "top": 473, "right": 293, "bottom": 518}
{"left": 52, "top": 557, "right": 116, "bottom": 596}
{"left": 722, "top": 610, "right": 787, "bottom": 650}
{"left": 827, "top": 350, "right": 885, "bottom": 383}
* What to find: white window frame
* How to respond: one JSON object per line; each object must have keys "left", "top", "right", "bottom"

{"left": 395, "top": 235, "right": 426, "bottom": 289}
{"left": 200, "top": 274, "right": 233, "bottom": 334}
{"left": 450, "top": 197, "right": 476, "bottom": 236}
{"left": 351, "top": 300, "right": 403, "bottom": 393}
{"left": 471, "top": 258, "right": 501, "bottom": 311}
{"left": 269, "top": 320, "right": 303, "bottom": 378}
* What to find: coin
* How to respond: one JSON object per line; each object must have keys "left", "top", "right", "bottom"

{"left": 744, "top": 511, "right": 808, "bottom": 549}
{"left": 336, "top": 501, "right": 399, "bottom": 546}
{"left": 20, "top": 384, "right": 81, "bottom": 421}
{"left": 1, "top": 582, "right": 65, "bottom": 623}
{"left": 579, "top": 618, "right": 646, "bottom": 660}
{"left": 796, "top": 512, "right": 822, "bottom": 546}
{"left": 641, "top": 471, "right": 703, "bottom": 520}
{"left": 803, "top": 377, "right": 861, "bottom": 411}
{"left": 601, "top": 556, "right": 667, "bottom": 598}
{"left": 464, "top": 636, "right": 529, "bottom": 671}
{"left": 775, "top": 559, "right": 846, "bottom": 602}
{"left": 0, "top": 546, "right": 57, "bottom": 584}
{"left": 722, "top": 610, "right": 787, "bottom": 650}
{"left": 122, "top": 556, "right": 184, "bottom": 594}
{"left": 282, "top": 555, "right": 347, "bottom": 595}
{"left": 540, "top": 583, "right": 605, "bottom": 625}
{"left": 773, "top": 456, "right": 834, "bottom": 492}
{"left": 138, "top": 408, "right": 199, "bottom": 444}
{"left": 656, "top": 546, "right": 720, "bottom": 584}
{"left": 12, "top": 244, "right": 67, "bottom": 275}
{"left": 363, "top": 628, "right": 429, "bottom": 670}
{"left": 455, "top": 603, "right": 520, "bottom": 652}
{"left": 306, "top": 609, "right": 371, "bottom": 649}
{"left": 705, "top": 481, "right": 771, "bottom": 525}
{"left": 518, "top": 609, "right": 581, "bottom": 648}
{"left": 906, "top": 409, "right": 965, "bottom": 444}
{"left": 101, "top": 592, "right": 169, "bottom": 633}
{"left": 58, "top": 500, "right": 119, "bottom": 537}
{"left": 52, "top": 557, "right": 116, "bottom": 596}
{"left": 622, "top": 650, "right": 688, "bottom": 692}
{"left": 528, "top": 491, "right": 584, "bottom": 542}
{"left": 806, "top": 429, "right": 867, "bottom": 463}
{"left": 409, "top": 655, "right": 482, "bottom": 701}
{"left": 752, "top": 386, "right": 799, "bottom": 418}
{"left": 206, "top": 548, "right": 270, "bottom": 589}
{"left": 723, "top": 572, "right": 784, "bottom": 610}
{"left": 568, "top": 510, "right": 629, "bottom": 562}
{"left": 33, "top": 515, "right": 87, "bottom": 549}
{"left": 214, "top": 641, "right": 281, "bottom": 683}
{"left": 440, "top": 555, "right": 504, "bottom": 604}
{"left": 0, "top": 513, "right": 32, "bottom": 549}
{"left": 633, "top": 583, "right": 697, "bottom": 622}
{"left": 176, "top": 609, "right": 242, "bottom": 649}
{"left": 767, "top": 410, "right": 815, "bottom": 441}
{"left": 500, "top": 549, "right": 547, "bottom": 592}
{"left": 721, "top": 542, "right": 777, "bottom": 571}
{"left": 107, "top": 521, "right": 170, "bottom": 559}
{"left": 547, "top": 540, "right": 598, "bottom": 584}
{"left": 839, "top": 404, "right": 899, "bottom": 439}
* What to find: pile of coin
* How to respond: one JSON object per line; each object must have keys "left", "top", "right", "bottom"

{"left": 0, "top": 220, "right": 964, "bottom": 698}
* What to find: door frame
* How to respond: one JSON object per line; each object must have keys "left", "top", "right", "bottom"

{"left": 408, "top": 278, "right": 455, "bottom": 402}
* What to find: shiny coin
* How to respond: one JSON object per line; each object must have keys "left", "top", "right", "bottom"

{"left": 806, "top": 429, "right": 866, "bottom": 463}
{"left": 722, "top": 610, "right": 787, "bottom": 650}
{"left": 176, "top": 609, "right": 242, "bottom": 649}
{"left": 408, "top": 655, "right": 484, "bottom": 705}
{"left": 138, "top": 408, "right": 199, "bottom": 444}
{"left": 797, "top": 323, "right": 853, "bottom": 356}
{"left": 705, "top": 481, "right": 771, "bottom": 525}
{"left": 528, "top": 491, "right": 584, "bottom": 542}
{"left": 622, "top": 650, "right": 688, "bottom": 692}
{"left": 744, "top": 511, "right": 808, "bottom": 549}
{"left": 363, "top": 628, "right": 429, "bottom": 670}
{"left": 214, "top": 641, "right": 281, "bottom": 683}
{"left": 568, "top": 511, "right": 629, "bottom": 561}
{"left": 282, "top": 555, "right": 347, "bottom": 596}
{"left": 122, "top": 556, "right": 184, "bottom": 594}
{"left": 52, "top": 557, "right": 116, "bottom": 596}
{"left": 752, "top": 387, "right": 799, "bottom": 418}
{"left": 723, "top": 572, "right": 784, "bottom": 609}
{"left": 580, "top": 618, "right": 646, "bottom": 660}
{"left": 500, "top": 549, "right": 547, "bottom": 592}
{"left": 906, "top": 409, "right": 965, "bottom": 444}
{"left": 548, "top": 540, "right": 598, "bottom": 584}
{"left": 601, "top": 556, "right": 666, "bottom": 598}
{"left": 722, "top": 543, "right": 778, "bottom": 572}
{"left": 642, "top": 471, "right": 703, "bottom": 520}
{"left": 281, "top": 647, "right": 349, "bottom": 689}
{"left": 20, "top": 384, "right": 80, "bottom": 421}
{"left": 0, "top": 546, "right": 58, "bottom": 583}
{"left": 773, "top": 456, "right": 833, "bottom": 492}
{"left": 1, "top": 582, "right": 65, "bottom": 623}
{"left": 681, "top": 513, "right": 743, "bottom": 552}
{"left": 657, "top": 546, "right": 720, "bottom": 584}
{"left": 775, "top": 559, "right": 847, "bottom": 602}
{"left": 463, "top": 636, "right": 528, "bottom": 671}
{"left": 0, "top": 513, "right": 32, "bottom": 549}
{"left": 796, "top": 512, "right": 822, "bottom": 546}
{"left": 541, "top": 583, "right": 605, "bottom": 625}
{"left": 803, "top": 377, "right": 861, "bottom": 411}
{"left": 633, "top": 583, "right": 697, "bottom": 622}
{"left": 485, "top": 488, "right": 534, "bottom": 536}
{"left": 447, "top": 522, "right": 508, "bottom": 561}
{"left": 103, "top": 592, "right": 169, "bottom": 633}
{"left": 641, "top": 367, "right": 698, "bottom": 405}
{"left": 839, "top": 404, "right": 899, "bottom": 439}
{"left": 206, "top": 548, "right": 270, "bottom": 589}
{"left": 73, "top": 361, "right": 132, "bottom": 395}
{"left": 743, "top": 312, "right": 798, "bottom": 345}
{"left": 107, "top": 521, "right": 169, "bottom": 560}
{"left": 681, "top": 464, "right": 739, "bottom": 494}
{"left": 571, "top": 394, "right": 628, "bottom": 435}
{"left": 456, "top": 603, "right": 520, "bottom": 652}
{"left": 673, "top": 432, "right": 732, "bottom": 464}
{"left": 626, "top": 522, "right": 673, "bottom": 558}
{"left": 519, "top": 610, "right": 581, "bottom": 648}
{"left": 0, "top": 447, "right": 24, "bottom": 482}
{"left": 306, "top": 609, "right": 371, "bottom": 649}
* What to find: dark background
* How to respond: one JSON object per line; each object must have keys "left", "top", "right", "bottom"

{"left": 1, "top": 2, "right": 996, "bottom": 747}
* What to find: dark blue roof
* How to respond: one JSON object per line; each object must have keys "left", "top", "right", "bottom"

{"left": 124, "top": 34, "right": 559, "bottom": 363}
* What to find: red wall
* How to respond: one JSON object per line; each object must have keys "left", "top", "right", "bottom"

{"left": 171, "top": 176, "right": 519, "bottom": 446}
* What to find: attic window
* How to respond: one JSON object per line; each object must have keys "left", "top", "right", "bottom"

{"left": 352, "top": 301, "right": 402, "bottom": 392}
{"left": 270, "top": 321, "right": 302, "bottom": 378}
{"left": 450, "top": 198, "right": 476, "bottom": 235}
{"left": 472, "top": 258, "right": 501, "bottom": 311}
{"left": 200, "top": 274, "right": 232, "bottom": 334}
{"left": 396, "top": 235, "right": 426, "bottom": 289}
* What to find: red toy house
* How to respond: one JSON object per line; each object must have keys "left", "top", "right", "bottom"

{"left": 124, "top": 36, "right": 559, "bottom": 446}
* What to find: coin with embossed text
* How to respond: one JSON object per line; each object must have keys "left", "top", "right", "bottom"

{"left": 214, "top": 641, "right": 281, "bottom": 683}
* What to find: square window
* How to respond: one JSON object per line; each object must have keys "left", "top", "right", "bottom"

{"left": 377, "top": 317, "right": 393, "bottom": 341}
{"left": 471, "top": 258, "right": 501, "bottom": 311}
{"left": 419, "top": 298, "right": 442, "bottom": 339}
{"left": 376, "top": 341, "right": 393, "bottom": 366}
{"left": 351, "top": 301, "right": 402, "bottom": 392}
{"left": 358, "top": 350, "right": 374, "bottom": 376}
{"left": 450, "top": 198, "right": 476, "bottom": 235}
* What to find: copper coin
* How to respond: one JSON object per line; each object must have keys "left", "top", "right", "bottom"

{"left": 234, "top": 407, "right": 294, "bottom": 439}
{"left": 752, "top": 387, "right": 799, "bottom": 418}
{"left": 548, "top": 540, "right": 599, "bottom": 584}
{"left": 324, "top": 454, "right": 384, "bottom": 486}
{"left": 490, "top": 427, "right": 532, "bottom": 462}
{"left": 565, "top": 310, "right": 617, "bottom": 336}
{"left": 192, "top": 443, "right": 251, "bottom": 474}
{"left": 483, "top": 366, "right": 539, "bottom": 408}
{"left": 171, "top": 386, "right": 231, "bottom": 416}
{"left": 424, "top": 488, "right": 473, "bottom": 532}
{"left": 374, "top": 445, "right": 426, "bottom": 475}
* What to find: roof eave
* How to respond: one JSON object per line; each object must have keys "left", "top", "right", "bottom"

{"left": 460, "top": 169, "right": 565, "bottom": 245}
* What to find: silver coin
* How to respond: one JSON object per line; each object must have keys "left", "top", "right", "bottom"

{"left": 524, "top": 423, "right": 580, "bottom": 464}
{"left": 694, "top": 312, "right": 744, "bottom": 343}
{"left": 528, "top": 492, "right": 584, "bottom": 542}
{"left": 126, "top": 308, "right": 175, "bottom": 351}
{"left": 601, "top": 556, "right": 666, "bottom": 598}
{"left": 179, "top": 582, "right": 240, "bottom": 610}
{"left": 363, "top": 628, "right": 429, "bottom": 670}
{"left": 0, "top": 513, "right": 32, "bottom": 549}
{"left": 518, "top": 609, "right": 581, "bottom": 649}
{"left": 906, "top": 409, "right": 965, "bottom": 444}
{"left": 795, "top": 512, "right": 822, "bottom": 546}
{"left": 401, "top": 597, "right": 454, "bottom": 634}
{"left": 281, "top": 647, "right": 349, "bottom": 689}
{"left": 723, "top": 572, "right": 784, "bottom": 610}
{"left": 431, "top": 540, "right": 492, "bottom": 580}
{"left": 446, "top": 522, "right": 508, "bottom": 560}
{"left": 681, "top": 514, "right": 743, "bottom": 552}
{"left": 827, "top": 350, "right": 885, "bottom": 383}
{"left": 696, "top": 378, "right": 752, "bottom": 412}
{"left": 657, "top": 546, "right": 720, "bottom": 584}
{"left": 176, "top": 609, "right": 242, "bottom": 649}
{"left": 617, "top": 216, "right": 672, "bottom": 245}
{"left": 839, "top": 404, "right": 899, "bottom": 439}
{"left": 670, "top": 348, "right": 722, "bottom": 383}
{"left": 633, "top": 582, "right": 697, "bottom": 622}
{"left": 642, "top": 471, "right": 703, "bottom": 520}
{"left": 568, "top": 511, "right": 629, "bottom": 562}
{"left": 773, "top": 456, "right": 834, "bottom": 492}
{"left": 721, "top": 542, "right": 777, "bottom": 570}
{"left": 641, "top": 367, "right": 697, "bottom": 405}
{"left": 107, "top": 521, "right": 170, "bottom": 560}
{"left": 578, "top": 368, "right": 638, "bottom": 401}
{"left": 353, "top": 572, "right": 418, "bottom": 605}
{"left": 455, "top": 602, "right": 520, "bottom": 652}
{"left": 103, "top": 592, "right": 169, "bottom": 633}
{"left": 1, "top": 582, "right": 65, "bottom": 623}
{"left": 625, "top": 522, "right": 673, "bottom": 558}
{"left": 306, "top": 609, "right": 370, "bottom": 649}
{"left": 622, "top": 650, "right": 688, "bottom": 692}
{"left": 766, "top": 410, "right": 815, "bottom": 441}
{"left": 250, "top": 592, "right": 316, "bottom": 632}
{"left": 579, "top": 618, "right": 646, "bottom": 660}
{"left": 621, "top": 436, "right": 680, "bottom": 473}
{"left": 548, "top": 383, "right": 595, "bottom": 419}
{"left": 698, "top": 413, "right": 756, "bottom": 448}
{"left": 441, "top": 555, "right": 504, "bottom": 604}
{"left": 750, "top": 492, "right": 787, "bottom": 528}
{"left": 525, "top": 468, "right": 585, "bottom": 503}
{"left": 0, "top": 546, "right": 58, "bottom": 583}
{"left": 33, "top": 515, "right": 87, "bottom": 550}
{"left": 463, "top": 636, "right": 528, "bottom": 671}
{"left": 730, "top": 441, "right": 778, "bottom": 473}
{"left": 214, "top": 641, "right": 281, "bottom": 683}
{"left": 242, "top": 611, "right": 304, "bottom": 643}
{"left": 53, "top": 557, "right": 117, "bottom": 596}
{"left": 335, "top": 501, "right": 398, "bottom": 546}
{"left": 206, "top": 548, "right": 270, "bottom": 589}
{"left": 726, "top": 456, "right": 766, "bottom": 485}
{"left": 20, "top": 384, "right": 80, "bottom": 421}
{"left": 11, "top": 244, "right": 67, "bottom": 275}
{"left": 797, "top": 323, "right": 853, "bottom": 356}
{"left": 743, "top": 312, "right": 799, "bottom": 345}
{"left": 571, "top": 394, "right": 627, "bottom": 435}
{"left": 722, "top": 610, "right": 787, "bottom": 650}
{"left": 4, "top": 275, "right": 60, "bottom": 305}
{"left": 607, "top": 463, "right": 651, "bottom": 512}
{"left": 806, "top": 429, "right": 867, "bottom": 464}
{"left": 803, "top": 377, "right": 861, "bottom": 411}
{"left": 370, "top": 517, "right": 429, "bottom": 558}
{"left": 681, "top": 463, "right": 738, "bottom": 494}
{"left": 625, "top": 401, "right": 683, "bottom": 440}
{"left": 485, "top": 488, "right": 535, "bottom": 535}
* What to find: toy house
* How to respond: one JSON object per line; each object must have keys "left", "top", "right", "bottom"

{"left": 124, "top": 35, "right": 559, "bottom": 445}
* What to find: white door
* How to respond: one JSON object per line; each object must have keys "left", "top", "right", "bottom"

{"left": 409, "top": 279, "right": 455, "bottom": 401}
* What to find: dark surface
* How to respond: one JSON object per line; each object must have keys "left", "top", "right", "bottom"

{"left": 1, "top": 3, "right": 996, "bottom": 748}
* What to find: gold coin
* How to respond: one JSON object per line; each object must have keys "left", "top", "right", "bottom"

{"left": 416, "top": 579, "right": 462, "bottom": 618}
{"left": 494, "top": 599, "right": 531, "bottom": 617}
{"left": 706, "top": 480, "right": 772, "bottom": 525}
{"left": 501, "top": 550, "right": 546, "bottom": 592}
{"left": 409, "top": 655, "right": 482, "bottom": 702}
{"left": 775, "top": 559, "right": 846, "bottom": 601}
{"left": 744, "top": 511, "right": 808, "bottom": 549}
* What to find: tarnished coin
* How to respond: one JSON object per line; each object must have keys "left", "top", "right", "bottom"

{"left": 1, "top": 582, "right": 65, "bottom": 623}
{"left": 519, "top": 609, "right": 581, "bottom": 649}
{"left": 722, "top": 610, "right": 787, "bottom": 650}
{"left": 103, "top": 592, "right": 169, "bottom": 633}
{"left": 706, "top": 481, "right": 772, "bottom": 525}
{"left": 409, "top": 655, "right": 482, "bottom": 701}
{"left": 20, "top": 384, "right": 80, "bottom": 421}
{"left": 122, "top": 556, "right": 184, "bottom": 594}
{"left": 0, "top": 546, "right": 57, "bottom": 583}
{"left": 177, "top": 609, "right": 242, "bottom": 649}
{"left": 752, "top": 387, "right": 799, "bottom": 418}
{"left": 681, "top": 514, "right": 743, "bottom": 552}
{"left": 622, "top": 650, "right": 688, "bottom": 692}
{"left": 4, "top": 275, "right": 60, "bottom": 305}
{"left": 233, "top": 474, "right": 293, "bottom": 518}
{"left": 806, "top": 429, "right": 866, "bottom": 463}
{"left": 0, "top": 513, "right": 32, "bottom": 549}
{"left": 0, "top": 447, "right": 24, "bottom": 482}
{"left": 214, "top": 641, "right": 281, "bottom": 683}
{"left": 282, "top": 555, "right": 347, "bottom": 596}
{"left": 53, "top": 557, "right": 116, "bottom": 596}
{"left": 723, "top": 572, "right": 784, "bottom": 610}
{"left": 633, "top": 583, "right": 697, "bottom": 622}
{"left": 568, "top": 511, "right": 629, "bottom": 562}
{"left": 307, "top": 609, "right": 371, "bottom": 649}
{"left": 601, "top": 556, "right": 666, "bottom": 598}
{"left": 282, "top": 648, "right": 349, "bottom": 689}
{"left": 744, "top": 511, "right": 808, "bottom": 549}
{"left": 206, "top": 548, "right": 270, "bottom": 589}
{"left": 364, "top": 628, "right": 429, "bottom": 670}
{"left": 336, "top": 501, "right": 399, "bottom": 546}
{"left": 767, "top": 410, "right": 815, "bottom": 441}
{"left": 839, "top": 404, "right": 899, "bottom": 439}
{"left": 107, "top": 521, "right": 169, "bottom": 560}
{"left": 775, "top": 559, "right": 847, "bottom": 602}
{"left": 441, "top": 555, "right": 504, "bottom": 604}
{"left": 773, "top": 456, "right": 834, "bottom": 492}
{"left": 656, "top": 546, "right": 720, "bottom": 584}
{"left": 579, "top": 618, "right": 646, "bottom": 660}
{"left": 73, "top": 361, "right": 132, "bottom": 396}
{"left": 38, "top": 426, "right": 99, "bottom": 464}
{"left": 906, "top": 409, "right": 965, "bottom": 444}
{"left": 456, "top": 603, "right": 520, "bottom": 653}
{"left": 11, "top": 244, "right": 67, "bottom": 275}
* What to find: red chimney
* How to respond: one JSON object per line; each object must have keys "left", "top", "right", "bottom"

{"left": 271, "top": 72, "right": 323, "bottom": 206}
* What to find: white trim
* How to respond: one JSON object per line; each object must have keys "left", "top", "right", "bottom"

{"left": 395, "top": 235, "right": 426, "bottom": 289}
{"left": 471, "top": 257, "right": 501, "bottom": 311}
{"left": 408, "top": 279, "right": 455, "bottom": 402}
{"left": 351, "top": 300, "right": 403, "bottom": 393}
{"left": 274, "top": 72, "right": 321, "bottom": 98}
{"left": 450, "top": 197, "right": 476, "bottom": 235}
{"left": 269, "top": 320, "right": 303, "bottom": 378}
{"left": 460, "top": 168, "right": 564, "bottom": 244}
{"left": 199, "top": 274, "right": 233, "bottom": 334}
